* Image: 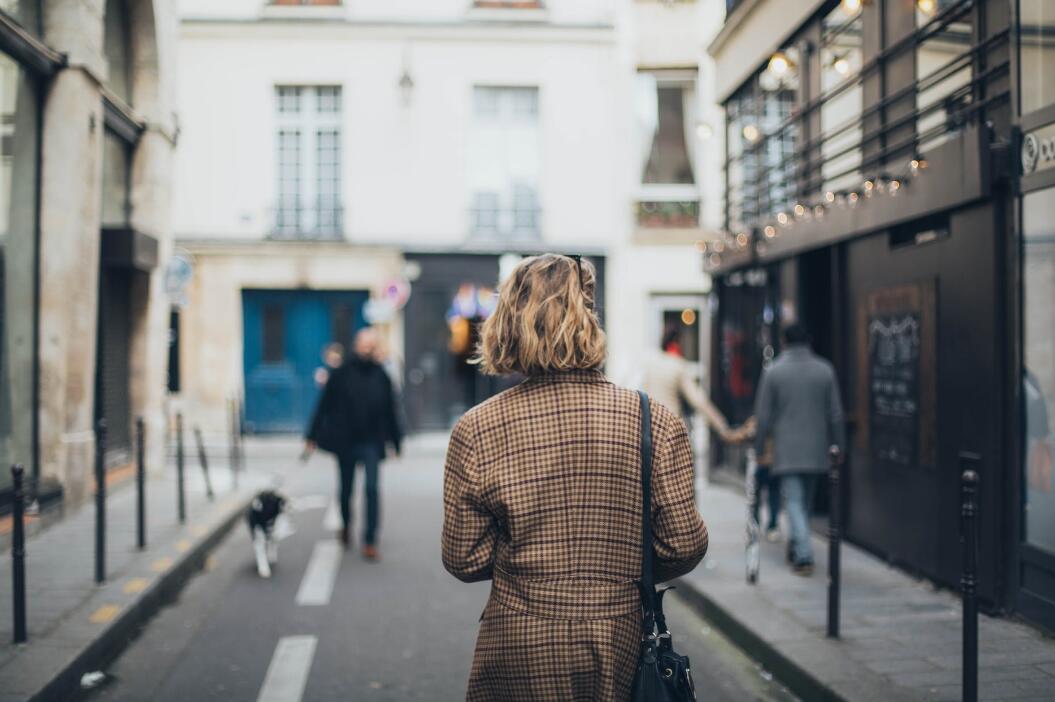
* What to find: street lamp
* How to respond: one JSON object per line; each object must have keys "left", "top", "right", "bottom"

{"left": 398, "top": 69, "right": 415, "bottom": 108}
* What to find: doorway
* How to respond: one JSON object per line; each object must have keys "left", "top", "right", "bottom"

{"left": 242, "top": 289, "right": 368, "bottom": 434}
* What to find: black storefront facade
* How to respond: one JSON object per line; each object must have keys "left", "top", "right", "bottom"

{"left": 707, "top": 0, "right": 1055, "bottom": 632}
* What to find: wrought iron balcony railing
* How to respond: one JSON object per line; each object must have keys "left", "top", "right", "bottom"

{"left": 270, "top": 199, "right": 344, "bottom": 240}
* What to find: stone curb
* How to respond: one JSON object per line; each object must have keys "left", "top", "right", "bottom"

{"left": 674, "top": 577, "right": 846, "bottom": 702}
{"left": 26, "top": 493, "right": 253, "bottom": 702}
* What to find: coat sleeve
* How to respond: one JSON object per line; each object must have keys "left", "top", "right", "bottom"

{"left": 753, "top": 368, "right": 774, "bottom": 456}
{"left": 651, "top": 408, "right": 709, "bottom": 582}
{"left": 678, "top": 365, "right": 734, "bottom": 441}
{"left": 441, "top": 415, "right": 498, "bottom": 583}
{"left": 306, "top": 368, "right": 336, "bottom": 442}
{"left": 380, "top": 371, "right": 403, "bottom": 453}
{"left": 827, "top": 367, "right": 847, "bottom": 453}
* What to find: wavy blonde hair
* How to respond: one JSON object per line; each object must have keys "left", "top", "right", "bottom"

{"left": 476, "top": 253, "right": 606, "bottom": 376}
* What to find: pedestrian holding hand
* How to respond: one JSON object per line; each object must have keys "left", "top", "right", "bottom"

{"left": 752, "top": 323, "right": 846, "bottom": 575}
{"left": 441, "top": 254, "right": 708, "bottom": 701}
{"left": 306, "top": 327, "right": 402, "bottom": 560}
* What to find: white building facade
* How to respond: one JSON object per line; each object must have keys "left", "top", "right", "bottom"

{"left": 173, "top": 0, "right": 724, "bottom": 433}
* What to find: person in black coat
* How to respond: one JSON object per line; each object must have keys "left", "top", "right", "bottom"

{"left": 306, "top": 327, "right": 402, "bottom": 559}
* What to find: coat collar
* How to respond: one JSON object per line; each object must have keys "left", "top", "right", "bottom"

{"left": 526, "top": 369, "right": 607, "bottom": 385}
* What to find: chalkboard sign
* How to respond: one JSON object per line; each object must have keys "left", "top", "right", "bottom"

{"left": 868, "top": 313, "right": 921, "bottom": 468}
{"left": 855, "top": 282, "right": 937, "bottom": 470}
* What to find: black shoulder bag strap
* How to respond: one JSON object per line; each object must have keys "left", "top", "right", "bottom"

{"left": 637, "top": 390, "right": 657, "bottom": 638}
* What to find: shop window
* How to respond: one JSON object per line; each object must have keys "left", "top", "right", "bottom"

{"left": 1023, "top": 188, "right": 1055, "bottom": 556}
{"left": 104, "top": 0, "right": 132, "bottom": 105}
{"left": 915, "top": 0, "right": 973, "bottom": 154}
{"left": 819, "top": 2, "right": 863, "bottom": 194}
{"left": 273, "top": 85, "right": 343, "bottom": 239}
{"left": 637, "top": 71, "right": 699, "bottom": 228}
{"left": 1020, "top": 0, "right": 1055, "bottom": 116}
{"left": 468, "top": 86, "right": 541, "bottom": 239}
{"left": 0, "top": 53, "right": 39, "bottom": 490}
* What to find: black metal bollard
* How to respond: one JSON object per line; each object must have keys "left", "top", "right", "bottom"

{"left": 176, "top": 413, "right": 186, "bottom": 524}
{"left": 94, "top": 418, "right": 107, "bottom": 584}
{"left": 11, "top": 464, "right": 27, "bottom": 643}
{"left": 827, "top": 445, "right": 842, "bottom": 639}
{"left": 194, "top": 427, "right": 215, "bottom": 501}
{"left": 136, "top": 417, "right": 146, "bottom": 550}
{"left": 960, "top": 455, "right": 981, "bottom": 702}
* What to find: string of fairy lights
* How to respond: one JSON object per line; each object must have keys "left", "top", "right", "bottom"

{"left": 700, "top": 155, "right": 929, "bottom": 270}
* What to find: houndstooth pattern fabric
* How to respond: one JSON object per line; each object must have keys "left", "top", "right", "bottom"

{"left": 442, "top": 369, "right": 709, "bottom": 702}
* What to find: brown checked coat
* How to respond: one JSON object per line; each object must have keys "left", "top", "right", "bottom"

{"left": 442, "top": 370, "right": 709, "bottom": 702}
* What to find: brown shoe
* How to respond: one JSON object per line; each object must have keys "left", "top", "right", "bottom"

{"left": 362, "top": 544, "right": 380, "bottom": 561}
{"left": 792, "top": 561, "right": 814, "bottom": 577}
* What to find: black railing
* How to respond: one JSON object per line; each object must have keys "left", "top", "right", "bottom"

{"left": 270, "top": 199, "right": 344, "bottom": 241}
{"left": 723, "top": 0, "right": 1009, "bottom": 231}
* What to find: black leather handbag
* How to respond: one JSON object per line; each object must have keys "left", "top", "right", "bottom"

{"left": 632, "top": 391, "right": 699, "bottom": 702}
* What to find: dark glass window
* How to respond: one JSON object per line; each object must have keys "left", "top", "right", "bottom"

{"left": 0, "top": 1, "right": 42, "bottom": 36}
{"left": 104, "top": 0, "right": 132, "bottom": 104}
{"left": 1023, "top": 188, "right": 1055, "bottom": 556}
{"left": 263, "top": 305, "right": 286, "bottom": 363}
{"left": 0, "top": 53, "right": 40, "bottom": 489}
{"left": 101, "top": 131, "right": 131, "bottom": 227}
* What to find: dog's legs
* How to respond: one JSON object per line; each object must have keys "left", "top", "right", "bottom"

{"left": 266, "top": 531, "right": 278, "bottom": 564}
{"left": 253, "top": 528, "right": 272, "bottom": 578}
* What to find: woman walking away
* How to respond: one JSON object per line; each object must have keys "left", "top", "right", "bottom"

{"left": 441, "top": 254, "right": 709, "bottom": 701}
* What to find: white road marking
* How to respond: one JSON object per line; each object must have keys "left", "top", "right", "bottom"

{"left": 256, "top": 635, "right": 317, "bottom": 702}
{"left": 322, "top": 499, "right": 342, "bottom": 531}
{"left": 295, "top": 541, "right": 343, "bottom": 606}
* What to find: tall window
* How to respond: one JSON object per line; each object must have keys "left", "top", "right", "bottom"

{"left": 915, "top": 0, "right": 973, "bottom": 154}
{"left": 819, "top": 2, "right": 863, "bottom": 194}
{"left": 468, "top": 86, "right": 540, "bottom": 240}
{"left": 1020, "top": 0, "right": 1055, "bottom": 115}
{"left": 1023, "top": 188, "right": 1055, "bottom": 556}
{"left": 636, "top": 71, "right": 699, "bottom": 228}
{"left": 0, "top": 52, "right": 40, "bottom": 490}
{"left": 274, "top": 85, "right": 343, "bottom": 239}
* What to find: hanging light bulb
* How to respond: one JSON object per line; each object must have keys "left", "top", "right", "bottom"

{"left": 910, "top": 157, "right": 928, "bottom": 173}
{"left": 742, "top": 123, "right": 761, "bottom": 143}
{"left": 917, "top": 0, "right": 938, "bottom": 17}
{"left": 833, "top": 56, "right": 851, "bottom": 77}
{"left": 764, "top": 225, "right": 777, "bottom": 239}
{"left": 841, "top": 0, "right": 863, "bottom": 14}
{"left": 848, "top": 192, "right": 860, "bottom": 204}
{"left": 735, "top": 232, "right": 750, "bottom": 248}
{"left": 863, "top": 179, "right": 875, "bottom": 195}
{"left": 793, "top": 203, "right": 806, "bottom": 218}
{"left": 825, "top": 191, "right": 836, "bottom": 203}
{"left": 889, "top": 179, "right": 902, "bottom": 194}
{"left": 814, "top": 204, "right": 826, "bottom": 217}
{"left": 767, "top": 51, "right": 793, "bottom": 78}
{"left": 776, "top": 212, "right": 789, "bottom": 225}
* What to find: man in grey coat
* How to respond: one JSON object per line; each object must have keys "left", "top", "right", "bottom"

{"left": 754, "top": 324, "right": 846, "bottom": 575}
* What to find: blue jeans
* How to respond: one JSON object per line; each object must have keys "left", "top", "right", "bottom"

{"left": 751, "top": 466, "right": 781, "bottom": 531}
{"left": 781, "top": 473, "right": 818, "bottom": 565}
{"left": 338, "top": 443, "right": 382, "bottom": 545}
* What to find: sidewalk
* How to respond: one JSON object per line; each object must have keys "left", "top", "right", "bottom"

{"left": 677, "top": 482, "right": 1055, "bottom": 702}
{"left": 0, "top": 440, "right": 275, "bottom": 702}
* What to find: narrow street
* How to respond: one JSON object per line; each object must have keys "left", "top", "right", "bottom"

{"left": 86, "top": 438, "right": 795, "bottom": 702}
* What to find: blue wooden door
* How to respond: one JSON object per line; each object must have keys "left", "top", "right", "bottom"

{"left": 242, "top": 290, "right": 368, "bottom": 434}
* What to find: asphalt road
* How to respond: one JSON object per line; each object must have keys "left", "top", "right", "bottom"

{"left": 85, "top": 438, "right": 796, "bottom": 702}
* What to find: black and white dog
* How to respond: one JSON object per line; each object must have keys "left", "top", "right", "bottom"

{"left": 247, "top": 490, "right": 287, "bottom": 578}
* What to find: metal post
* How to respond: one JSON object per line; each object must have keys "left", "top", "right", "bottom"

{"left": 11, "top": 464, "right": 27, "bottom": 644}
{"left": 826, "top": 445, "right": 842, "bottom": 639}
{"left": 176, "top": 413, "right": 186, "bottom": 523}
{"left": 135, "top": 417, "right": 146, "bottom": 550}
{"left": 228, "top": 399, "right": 237, "bottom": 489}
{"left": 960, "top": 455, "right": 980, "bottom": 702}
{"left": 94, "top": 419, "right": 107, "bottom": 584}
{"left": 194, "top": 427, "right": 215, "bottom": 500}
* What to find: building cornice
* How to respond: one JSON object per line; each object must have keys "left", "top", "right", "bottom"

{"left": 179, "top": 16, "right": 616, "bottom": 44}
